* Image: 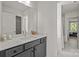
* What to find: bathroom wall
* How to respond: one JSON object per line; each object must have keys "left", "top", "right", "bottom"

{"left": 25, "top": 1, "right": 38, "bottom": 33}
{"left": 0, "top": 2, "right": 2, "bottom": 39}
{"left": 37, "top": 1, "right": 57, "bottom": 57}
{"left": 2, "top": 12, "right": 15, "bottom": 35}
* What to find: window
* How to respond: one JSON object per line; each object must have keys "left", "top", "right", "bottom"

{"left": 69, "top": 22, "right": 78, "bottom": 32}
{"left": 16, "top": 16, "right": 22, "bottom": 34}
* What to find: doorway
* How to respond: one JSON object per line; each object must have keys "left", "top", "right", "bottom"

{"left": 62, "top": 2, "right": 79, "bottom": 51}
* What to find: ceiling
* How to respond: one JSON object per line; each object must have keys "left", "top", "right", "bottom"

{"left": 2, "top": 1, "right": 30, "bottom": 12}
{"left": 62, "top": 2, "right": 79, "bottom": 14}
{"left": 3, "top": 1, "right": 79, "bottom": 15}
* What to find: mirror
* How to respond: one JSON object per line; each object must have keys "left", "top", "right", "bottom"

{"left": 1, "top": 1, "right": 38, "bottom": 40}
{"left": 1, "top": 1, "right": 28, "bottom": 39}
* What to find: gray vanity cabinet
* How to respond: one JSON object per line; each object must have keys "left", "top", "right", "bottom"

{"left": 35, "top": 42, "right": 46, "bottom": 57}
{"left": 6, "top": 45, "right": 23, "bottom": 57}
{"left": 35, "top": 38, "right": 46, "bottom": 57}
{"left": 0, "top": 37, "right": 46, "bottom": 57}
{"left": 15, "top": 48, "right": 34, "bottom": 57}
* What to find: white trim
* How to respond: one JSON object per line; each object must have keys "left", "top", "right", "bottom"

{"left": 57, "top": 2, "right": 62, "bottom": 52}
{"left": 57, "top": 2, "right": 64, "bottom": 53}
{"left": 57, "top": 1, "right": 75, "bottom": 53}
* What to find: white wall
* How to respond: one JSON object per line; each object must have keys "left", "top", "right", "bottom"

{"left": 21, "top": 2, "right": 38, "bottom": 34}
{"left": 2, "top": 5, "right": 23, "bottom": 16}
{"left": 0, "top": 2, "right": 2, "bottom": 40}
{"left": 37, "top": 1, "right": 57, "bottom": 57}
{"left": 2, "top": 12, "right": 15, "bottom": 35}
{"left": 28, "top": 2, "right": 38, "bottom": 33}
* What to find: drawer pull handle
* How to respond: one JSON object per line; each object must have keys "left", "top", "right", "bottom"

{"left": 32, "top": 50, "right": 33, "bottom": 52}
{"left": 13, "top": 50, "right": 17, "bottom": 53}
{"left": 35, "top": 48, "right": 37, "bottom": 51}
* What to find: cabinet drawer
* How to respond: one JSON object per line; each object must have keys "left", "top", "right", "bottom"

{"left": 6, "top": 45, "right": 23, "bottom": 57}
{"left": 25, "top": 39, "right": 40, "bottom": 50}
{"left": 15, "top": 48, "right": 34, "bottom": 57}
{"left": 0, "top": 51, "right": 5, "bottom": 57}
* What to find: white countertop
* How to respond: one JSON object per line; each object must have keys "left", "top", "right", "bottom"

{"left": 0, "top": 34, "right": 46, "bottom": 51}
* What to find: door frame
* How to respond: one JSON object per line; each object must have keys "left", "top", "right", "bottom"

{"left": 57, "top": 1, "right": 76, "bottom": 53}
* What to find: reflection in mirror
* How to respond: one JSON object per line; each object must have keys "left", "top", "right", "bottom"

{"left": 1, "top": 1, "right": 38, "bottom": 41}
{"left": 1, "top": 1, "right": 29, "bottom": 40}
{"left": 16, "top": 16, "right": 22, "bottom": 34}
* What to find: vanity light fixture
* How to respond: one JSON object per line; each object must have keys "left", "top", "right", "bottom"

{"left": 18, "top": 0, "right": 32, "bottom": 7}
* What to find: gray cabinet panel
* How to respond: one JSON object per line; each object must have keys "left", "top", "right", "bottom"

{"left": 0, "top": 51, "right": 6, "bottom": 57}
{"left": 15, "top": 48, "right": 34, "bottom": 57}
{"left": 35, "top": 42, "right": 46, "bottom": 57}
{"left": 6, "top": 45, "right": 23, "bottom": 57}
{"left": 40, "top": 37, "right": 46, "bottom": 43}
{"left": 0, "top": 37, "right": 46, "bottom": 57}
{"left": 25, "top": 39, "right": 40, "bottom": 50}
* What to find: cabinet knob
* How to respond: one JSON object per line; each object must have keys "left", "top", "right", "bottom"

{"left": 35, "top": 48, "right": 37, "bottom": 51}
{"left": 13, "top": 50, "right": 17, "bottom": 53}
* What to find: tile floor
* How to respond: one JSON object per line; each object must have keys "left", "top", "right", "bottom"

{"left": 58, "top": 38, "right": 79, "bottom": 57}
{"left": 64, "top": 38, "right": 78, "bottom": 49}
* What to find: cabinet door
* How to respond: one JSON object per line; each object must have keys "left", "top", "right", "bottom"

{"left": 35, "top": 42, "right": 46, "bottom": 57}
{"left": 15, "top": 48, "right": 33, "bottom": 57}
